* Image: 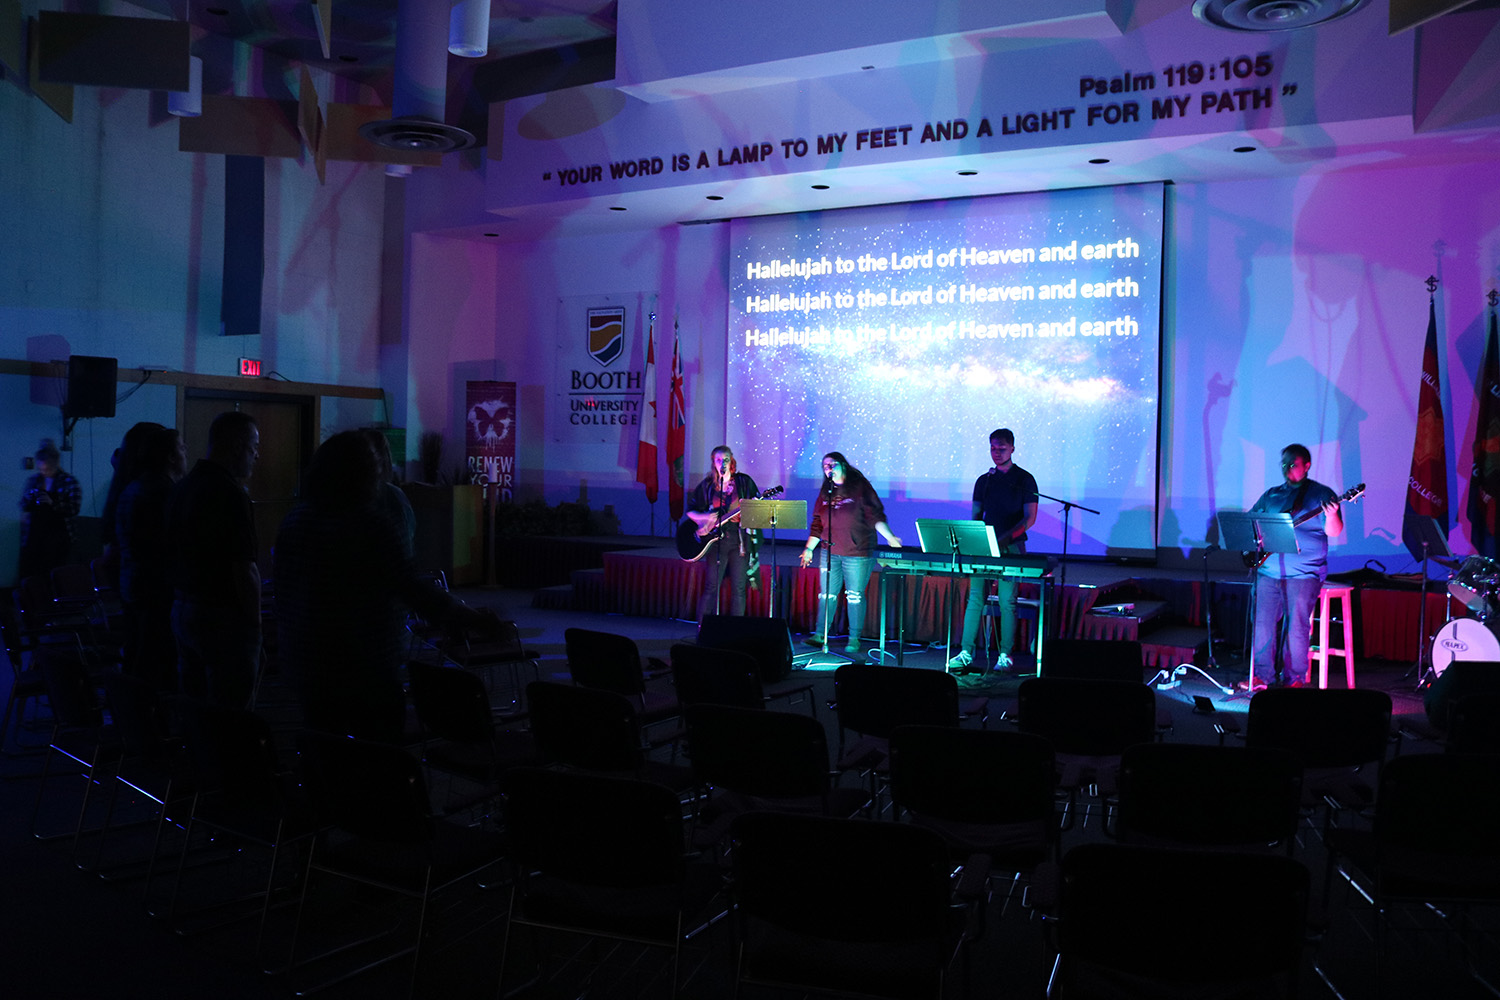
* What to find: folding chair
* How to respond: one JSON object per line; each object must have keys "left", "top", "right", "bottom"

{"left": 405, "top": 660, "right": 540, "bottom": 816}
{"left": 1046, "top": 843, "right": 1310, "bottom": 999}
{"left": 1014, "top": 677, "right": 1158, "bottom": 829}
{"left": 287, "top": 731, "right": 506, "bottom": 998}
{"left": 683, "top": 703, "right": 870, "bottom": 849}
{"left": 1042, "top": 638, "right": 1145, "bottom": 682}
{"left": 565, "top": 627, "right": 680, "bottom": 744}
{"left": 1114, "top": 742, "right": 1303, "bottom": 853}
{"left": 1324, "top": 752, "right": 1500, "bottom": 998}
{"left": 831, "top": 663, "right": 964, "bottom": 809}
{"left": 524, "top": 680, "right": 695, "bottom": 794}
{"left": 30, "top": 650, "right": 118, "bottom": 858}
{"left": 498, "top": 766, "right": 723, "bottom": 999}
{"left": 729, "top": 810, "right": 972, "bottom": 1000}
{"left": 170, "top": 702, "right": 317, "bottom": 965}
{"left": 1244, "top": 687, "right": 1393, "bottom": 819}
{"left": 670, "top": 643, "right": 766, "bottom": 711}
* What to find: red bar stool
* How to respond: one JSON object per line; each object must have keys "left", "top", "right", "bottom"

{"left": 1309, "top": 584, "right": 1356, "bottom": 688}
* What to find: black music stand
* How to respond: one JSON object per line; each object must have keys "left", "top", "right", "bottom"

{"left": 740, "top": 498, "right": 806, "bottom": 620}
{"left": 917, "top": 519, "right": 999, "bottom": 669}
{"left": 1218, "top": 510, "right": 1298, "bottom": 692}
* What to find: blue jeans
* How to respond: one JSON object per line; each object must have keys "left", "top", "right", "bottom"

{"left": 816, "top": 555, "right": 873, "bottom": 645}
{"left": 960, "top": 575, "right": 1019, "bottom": 657}
{"left": 1252, "top": 575, "right": 1321, "bottom": 685}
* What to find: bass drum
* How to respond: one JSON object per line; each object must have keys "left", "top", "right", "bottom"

{"left": 1430, "top": 618, "right": 1500, "bottom": 677}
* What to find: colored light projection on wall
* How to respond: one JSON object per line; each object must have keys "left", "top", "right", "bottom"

{"left": 726, "top": 183, "right": 1164, "bottom": 559}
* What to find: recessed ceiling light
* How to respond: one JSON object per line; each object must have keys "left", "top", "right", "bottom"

{"left": 861, "top": 65, "right": 874, "bottom": 70}
{"left": 483, "top": 232, "right": 498, "bottom": 237}
{"left": 339, "top": 55, "right": 358, "bottom": 63}
{"left": 957, "top": 170, "right": 977, "bottom": 176}
{"left": 811, "top": 184, "right": 830, "bottom": 190}
{"left": 706, "top": 195, "right": 723, "bottom": 201}
{"left": 609, "top": 206, "right": 627, "bottom": 211}
{"left": 205, "top": 6, "right": 228, "bottom": 14}
{"left": 1088, "top": 158, "right": 1110, "bottom": 164}
{"left": 1233, "top": 145, "right": 1256, "bottom": 153}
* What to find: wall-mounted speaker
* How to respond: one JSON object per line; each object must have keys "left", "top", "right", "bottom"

{"left": 64, "top": 355, "right": 117, "bottom": 419}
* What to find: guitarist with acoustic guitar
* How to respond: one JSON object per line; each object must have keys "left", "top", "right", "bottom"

{"left": 684, "top": 445, "right": 761, "bottom": 619}
{"left": 1241, "top": 443, "right": 1347, "bottom": 692}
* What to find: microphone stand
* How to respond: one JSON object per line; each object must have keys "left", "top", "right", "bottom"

{"left": 1201, "top": 544, "right": 1220, "bottom": 669}
{"left": 1035, "top": 491, "right": 1099, "bottom": 638}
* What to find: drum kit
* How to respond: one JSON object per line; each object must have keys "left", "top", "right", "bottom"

{"left": 1430, "top": 555, "right": 1500, "bottom": 676}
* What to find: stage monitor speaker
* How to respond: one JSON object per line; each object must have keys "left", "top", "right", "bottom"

{"left": 698, "top": 615, "right": 794, "bottom": 684}
{"left": 64, "top": 355, "right": 117, "bottom": 419}
{"left": 1042, "top": 638, "right": 1145, "bottom": 682}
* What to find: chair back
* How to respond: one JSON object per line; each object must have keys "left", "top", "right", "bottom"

{"left": 40, "top": 651, "right": 103, "bottom": 729}
{"left": 889, "top": 725, "right": 1055, "bottom": 825}
{"left": 564, "top": 627, "right": 647, "bottom": 696}
{"left": 833, "top": 662, "right": 959, "bottom": 740}
{"left": 504, "top": 766, "right": 684, "bottom": 888}
{"left": 297, "top": 731, "right": 432, "bottom": 845}
{"left": 1043, "top": 638, "right": 1144, "bottom": 682}
{"left": 1447, "top": 692, "right": 1500, "bottom": 753}
{"left": 684, "top": 703, "right": 831, "bottom": 799}
{"left": 181, "top": 702, "right": 286, "bottom": 815}
{"left": 102, "top": 672, "right": 173, "bottom": 758}
{"left": 1245, "top": 687, "right": 1392, "bottom": 768}
{"left": 671, "top": 643, "right": 764, "bottom": 711}
{"left": 1375, "top": 752, "right": 1500, "bottom": 867}
{"left": 730, "top": 810, "right": 951, "bottom": 943}
{"left": 50, "top": 564, "right": 98, "bottom": 602}
{"left": 1117, "top": 742, "right": 1302, "bottom": 849}
{"left": 407, "top": 661, "right": 493, "bottom": 744}
{"left": 525, "top": 680, "right": 643, "bottom": 773}
{"left": 1015, "top": 677, "right": 1157, "bottom": 757}
{"left": 1055, "top": 843, "right": 1309, "bottom": 990}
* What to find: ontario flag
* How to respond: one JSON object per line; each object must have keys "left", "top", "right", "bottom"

{"left": 667, "top": 314, "right": 687, "bottom": 521}
{"left": 636, "top": 313, "right": 659, "bottom": 504}
{"left": 1402, "top": 296, "right": 1449, "bottom": 561}
{"left": 1468, "top": 305, "right": 1500, "bottom": 558}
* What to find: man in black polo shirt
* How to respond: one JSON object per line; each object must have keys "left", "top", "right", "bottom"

{"left": 947, "top": 428, "right": 1039, "bottom": 673}
{"left": 166, "top": 410, "right": 261, "bottom": 708}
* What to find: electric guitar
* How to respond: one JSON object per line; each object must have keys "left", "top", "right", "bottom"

{"left": 1243, "top": 482, "right": 1364, "bottom": 569}
{"left": 675, "top": 485, "right": 784, "bottom": 561}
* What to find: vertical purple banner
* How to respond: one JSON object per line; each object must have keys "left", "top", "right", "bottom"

{"left": 465, "top": 380, "right": 516, "bottom": 501}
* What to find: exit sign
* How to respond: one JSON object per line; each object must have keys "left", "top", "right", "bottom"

{"left": 238, "top": 357, "right": 261, "bottom": 377}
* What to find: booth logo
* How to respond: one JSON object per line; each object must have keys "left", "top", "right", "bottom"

{"left": 587, "top": 307, "right": 625, "bottom": 367}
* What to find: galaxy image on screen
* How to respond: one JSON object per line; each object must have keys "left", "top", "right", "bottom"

{"left": 726, "top": 183, "right": 1164, "bottom": 559}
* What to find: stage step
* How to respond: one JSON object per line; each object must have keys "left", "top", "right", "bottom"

{"left": 531, "top": 584, "right": 575, "bottom": 611}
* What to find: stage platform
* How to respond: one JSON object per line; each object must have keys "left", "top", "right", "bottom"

{"left": 509, "top": 535, "right": 1472, "bottom": 676}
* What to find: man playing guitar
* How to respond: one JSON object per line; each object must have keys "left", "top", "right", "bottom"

{"left": 685, "top": 445, "right": 760, "bottom": 619}
{"left": 1242, "top": 443, "right": 1345, "bottom": 691}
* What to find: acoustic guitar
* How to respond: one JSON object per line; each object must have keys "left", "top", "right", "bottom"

{"left": 675, "top": 485, "right": 784, "bottom": 561}
{"left": 1243, "top": 482, "right": 1365, "bottom": 569}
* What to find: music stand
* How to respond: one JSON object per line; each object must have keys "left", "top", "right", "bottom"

{"left": 1218, "top": 511, "right": 1298, "bottom": 692}
{"left": 740, "top": 499, "right": 806, "bottom": 620}
{"left": 916, "top": 519, "right": 999, "bottom": 666}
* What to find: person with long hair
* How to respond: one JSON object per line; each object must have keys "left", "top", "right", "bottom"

{"left": 116, "top": 425, "right": 187, "bottom": 690}
{"left": 685, "top": 445, "right": 760, "bottom": 619}
{"left": 799, "top": 451, "right": 902, "bottom": 654}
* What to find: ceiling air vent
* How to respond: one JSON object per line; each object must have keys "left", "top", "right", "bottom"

{"left": 1192, "top": 0, "right": 1370, "bottom": 30}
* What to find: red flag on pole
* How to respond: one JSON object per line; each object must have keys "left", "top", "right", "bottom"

{"left": 1468, "top": 305, "right": 1500, "bottom": 558}
{"left": 667, "top": 314, "right": 687, "bottom": 521}
{"left": 1402, "top": 295, "right": 1449, "bottom": 561}
{"left": 636, "top": 311, "right": 659, "bottom": 504}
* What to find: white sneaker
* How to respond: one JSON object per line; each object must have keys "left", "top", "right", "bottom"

{"left": 946, "top": 650, "right": 973, "bottom": 672}
{"left": 995, "top": 653, "right": 1014, "bottom": 672}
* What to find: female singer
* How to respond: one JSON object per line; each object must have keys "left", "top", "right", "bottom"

{"left": 799, "top": 452, "right": 901, "bottom": 653}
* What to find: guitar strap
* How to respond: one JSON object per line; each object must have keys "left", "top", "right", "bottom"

{"left": 1287, "top": 481, "right": 1310, "bottom": 518}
